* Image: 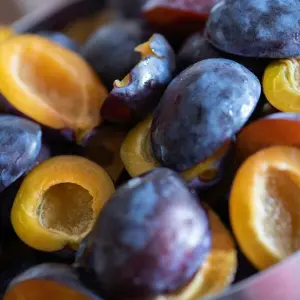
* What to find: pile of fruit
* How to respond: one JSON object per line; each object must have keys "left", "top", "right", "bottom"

{"left": 1, "top": 0, "right": 300, "bottom": 299}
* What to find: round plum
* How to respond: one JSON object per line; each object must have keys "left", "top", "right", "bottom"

{"left": 82, "top": 20, "right": 149, "bottom": 89}
{"left": 205, "top": 0, "right": 300, "bottom": 58}
{"left": 151, "top": 58, "right": 261, "bottom": 171}
{"left": 79, "top": 168, "right": 211, "bottom": 299}
{"left": 0, "top": 115, "right": 42, "bottom": 193}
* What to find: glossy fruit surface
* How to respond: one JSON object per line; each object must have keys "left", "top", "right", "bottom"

{"left": 82, "top": 168, "right": 211, "bottom": 299}
{"left": 236, "top": 113, "right": 300, "bottom": 163}
{"left": 143, "top": 0, "right": 220, "bottom": 35}
{"left": 82, "top": 20, "right": 147, "bottom": 89}
{"left": 230, "top": 146, "right": 300, "bottom": 270}
{"left": 151, "top": 58, "right": 261, "bottom": 171}
{"left": 38, "top": 31, "right": 81, "bottom": 53}
{"left": 101, "top": 33, "right": 175, "bottom": 124}
{"left": 205, "top": 0, "right": 300, "bottom": 58}
{"left": 155, "top": 209, "right": 237, "bottom": 299}
{"left": 121, "top": 114, "right": 232, "bottom": 187}
{"left": 0, "top": 34, "right": 107, "bottom": 142}
{"left": 81, "top": 125, "right": 128, "bottom": 182}
{"left": 4, "top": 264, "right": 100, "bottom": 300}
{"left": 263, "top": 58, "right": 300, "bottom": 112}
{"left": 0, "top": 115, "right": 42, "bottom": 193}
{"left": 11, "top": 156, "right": 114, "bottom": 252}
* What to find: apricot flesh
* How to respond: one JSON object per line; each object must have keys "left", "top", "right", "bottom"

{"left": 11, "top": 156, "right": 115, "bottom": 252}
{"left": 80, "top": 168, "right": 211, "bottom": 299}
{"left": 0, "top": 35, "right": 107, "bottom": 142}
{"left": 236, "top": 113, "right": 300, "bottom": 163}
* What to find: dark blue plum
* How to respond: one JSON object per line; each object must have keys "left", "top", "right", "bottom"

{"left": 79, "top": 168, "right": 211, "bottom": 299}
{"left": 101, "top": 33, "right": 176, "bottom": 124}
{"left": 151, "top": 58, "right": 261, "bottom": 171}
{"left": 82, "top": 20, "right": 150, "bottom": 89}
{"left": 0, "top": 115, "right": 42, "bottom": 193}
{"left": 38, "top": 31, "right": 81, "bottom": 53}
{"left": 205, "top": 0, "right": 300, "bottom": 58}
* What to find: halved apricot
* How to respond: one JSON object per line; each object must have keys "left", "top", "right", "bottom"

{"left": 0, "top": 26, "right": 15, "bottom": 43}
{"left": 0, "top": 34, "right": 107, "bottom": 142}
{"left": 236, "top": 113, "right": 300, "bottom": 163}
{"left": 11, "top": 156, "right": 114, "bottom": 252}
{"left": 156, "top": 209, "right": 237, "bottom": 300}
{"left": 4, "top": 279, "right": 89, "bottom": 300}
{"left": 121, "top": 115, "right": 231, "bottom": 183}
{"left": 263, "top": 58, "right": 300, "bottom": 112}
{"left": 230, "top": 146, "right": 300, "bottom": 270}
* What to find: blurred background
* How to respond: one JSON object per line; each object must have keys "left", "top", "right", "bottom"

{"left": 0, "top": 0, "right": 45, "bottom": 23}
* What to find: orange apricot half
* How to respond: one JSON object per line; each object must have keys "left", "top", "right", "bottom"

{"left": 11, "top": 156, "right": 114, "bottom": 252}
{"left": 0, "top": 34, "right": 107, "bottom": 142}
{"left": 236, "top": 114, "right": 300, "bottom": 163}
{"left": 121, "top": 115, "right": 231, "bottom": 182}
{"left": 156, "top": 209, "right": 237, "bottom": 300}
{"left": 230, "top": 146, "right": 300, "bottom": 270}
{"left": 4, "top": 279, "right": 90, "bottom": 300}
{"left": 0, "top": 26, "right": 15, "bottom": 43}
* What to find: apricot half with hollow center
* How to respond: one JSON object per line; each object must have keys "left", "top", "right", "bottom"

{"left": 230, "top": 146, "right": 300, "bottom": 270}
{"left": 0, "top": 34, "right": 107, "bottom": 141}
{"left": 11, "top": 156, "right": 114, "bottom": 252}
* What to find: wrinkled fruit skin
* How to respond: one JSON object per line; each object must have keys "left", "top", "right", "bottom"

{"left": 205, "top": 0, "right": 300, "bottom": 58}
{"left": 0, "top": 115, "right": 42, "bottom": 193}
{"left": 82, "top": 20, "right": 148, "bottom": 89}
{"left": 151, "top": 58, "right": 261, "bottom": 171}
{"left": 102, "top": 33, "right": 176, "bottom": 124}
{"left": 37, "top": 31, "right": 81, "bottom": 53}
{"left": 177, "top": 33, "right": 270, "bottom": 79}
{"left": 81, "top": 168, "right": 211, "bottom": 299}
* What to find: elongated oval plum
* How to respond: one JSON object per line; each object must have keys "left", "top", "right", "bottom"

{"left": 4, "top": 263, "right": 101, "bottom": 300}
{"left": 78, "top": 168, "right": 211, "bottom": 299}
{"left": 82, "top": 20, "right": 148, "bottom": 89}
{"left": 101, "top": 33, "right": 176, "bottom": 124}
{"left": 151, "top": 58, "right": 261, "bottom": 171}
{"left": 0, "top": 115, "right": 42, "bottom": 192}
{"left": 205, "top": 0, "right": 300, "bottom": 58}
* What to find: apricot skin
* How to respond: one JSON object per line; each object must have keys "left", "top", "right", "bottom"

{"left": 78, "top": 168, "right": 211, "bottom": 299}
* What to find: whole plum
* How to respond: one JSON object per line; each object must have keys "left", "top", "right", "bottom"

{"left": 151, "top": 58, "right": 261, "bottom": 171}
{"left": 0, "top": 115, "right": 42, "bottom": 192}
{"left": 177, "top": 33, "right": 270, "bottom": 79}
{"left": 205, "top": 0, "right": 300, "bottom": 58}
{"left": 37, "top": 31, "right": 81, "bottom": 53}
{"left": 82, "top": 20, "right": 149, "bottom": 89}
{"left": 78, "top": 168, "right": 211, "bottom": 299}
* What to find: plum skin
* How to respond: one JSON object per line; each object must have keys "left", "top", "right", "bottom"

{"left": 205, "top": 0, "right": 300, "bottom": 58}
{"left": 101, "top": 33, "right": 176, "bottom": 124}
{"left": 151, "top": 58, "right": 261, "bottom": 171}
{"left": 79, "top": 168, "right": 211, "bottom": 299}
{"left": 82, "top": 20, "right": 149, "bottom": 89}
{"left": 37, "top": 31, "right": 81, "bottom": 53}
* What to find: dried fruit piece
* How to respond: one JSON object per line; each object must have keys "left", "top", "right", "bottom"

{"left": 0, "top": 26, "right": 14, "bottom": 43}
{"left": 0, "top": 34, "right": 107, "bottom": 142}
{"left": 230, "top": 146, "right": 300, "bottom": 270}
{"left": 11, "top": 156, "right": 114, "bottom": 252}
